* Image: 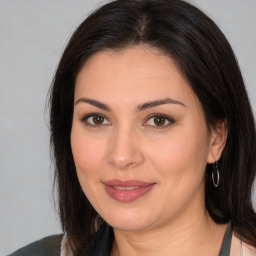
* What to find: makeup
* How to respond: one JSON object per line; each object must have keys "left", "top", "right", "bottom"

{"left": 103, "top": 180, "right": 155, "bottom": 202}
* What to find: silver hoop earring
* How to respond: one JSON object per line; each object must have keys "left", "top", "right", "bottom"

{"left": 212, "top": 162, "right": 220, "bottom": 188}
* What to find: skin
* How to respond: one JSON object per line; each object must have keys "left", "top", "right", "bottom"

{"left": 71, "top": 45, "right": 228, "bottom": 256}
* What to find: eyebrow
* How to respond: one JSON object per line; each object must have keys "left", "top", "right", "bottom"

{"left": 75, "top": 98, "right": 111, "bottom": 111}
{"left": 137, "top": 98, "right": 186, "bottom": 111}
{"left": 74, "top": 97, "right": 186, "bottom": 111}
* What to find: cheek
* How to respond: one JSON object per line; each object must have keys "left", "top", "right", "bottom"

{"left": 147, "top": 125, "right": 210, "bottom": 178}
{"left": 145, "top": 126, "right": 210, "bottom": 214}
{"left": 70, "top": 127, "right": 105, "bottom": 178}
{"left": 70, "top": 128, "right": 108, "bottom": 208}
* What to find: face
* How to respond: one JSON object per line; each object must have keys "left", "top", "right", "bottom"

{"left": 71, "top": 46, "right": 224, "bottom": 232}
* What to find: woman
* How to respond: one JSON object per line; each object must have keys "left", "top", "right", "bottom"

{"left": 9, "top": 0, "right": 256, "bottom": 255}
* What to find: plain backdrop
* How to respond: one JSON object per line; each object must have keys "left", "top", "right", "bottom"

{"left": 0, "top": 0, "right": 255, "bottom": 255}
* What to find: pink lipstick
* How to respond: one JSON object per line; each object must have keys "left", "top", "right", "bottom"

{"left": 103, "top": 179, "right": 155, "bottom": 202}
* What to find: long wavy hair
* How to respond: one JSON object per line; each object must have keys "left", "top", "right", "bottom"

{"left": 49, "top": 0, "right": 256, "bottom": 255}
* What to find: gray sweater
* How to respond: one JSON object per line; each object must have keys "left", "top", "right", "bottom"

{"left": 7, "top": 234, "right": 63, "bottom": 256}
{"left": 7, "top": 223, "right": 232, "bottom": 256}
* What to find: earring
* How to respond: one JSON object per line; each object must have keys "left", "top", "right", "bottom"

{"left": 212, "top": 162, "right": 220, "bottom": 188}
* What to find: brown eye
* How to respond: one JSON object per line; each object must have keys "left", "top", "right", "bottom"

{"left": 93, "top": 115, "right": 105, "bottom": 125}
{"left": 83, "top": 114, "right": 111, "bottom": 126}
{"left": 153, "top": 116, "right": 166, "bottom": 126}
{"left": 144, "top": 114, "right": 174, "bottom": 128}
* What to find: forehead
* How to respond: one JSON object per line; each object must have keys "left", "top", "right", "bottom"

{"left": 81, "top": 45, "right": 174, "bottom": 71}
{"left": 75, "top": 45, "right": 197, "bottom": 108}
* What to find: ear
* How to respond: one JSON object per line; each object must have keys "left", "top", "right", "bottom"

{"left": 207, "top": 119, "right": 228, "bottom": 164}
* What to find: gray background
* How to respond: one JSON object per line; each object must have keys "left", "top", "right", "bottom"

{"left": 0, "top": 0, "right": 255, "bottom": 255}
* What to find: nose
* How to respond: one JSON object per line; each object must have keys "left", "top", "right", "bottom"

{"left": 106, "top": 126, "right": 145, "bottom": 170}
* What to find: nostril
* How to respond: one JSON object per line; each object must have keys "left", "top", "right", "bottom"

{"left": 107, "top": 153, "right": 144, "bottom": 170}
{"left": 106, "top": 143, "right": 145, "bottom": 169}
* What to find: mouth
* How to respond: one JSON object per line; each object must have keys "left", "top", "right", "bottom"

{"left": 103, "top": 179, "right": 155, "bottom": 202}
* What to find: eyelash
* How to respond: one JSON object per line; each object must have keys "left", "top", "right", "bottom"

{"left": 81, "top": 113, "right": 111, "bottom": 127}
{"left": 80, "top": 113, "right": 175, "bottom": 128}
{"left": 143, "top": 113, "right": 175, "bottom": 129}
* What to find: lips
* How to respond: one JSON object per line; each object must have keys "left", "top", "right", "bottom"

{"left": 103, "top": 179, "right": 155, "bottom": 202}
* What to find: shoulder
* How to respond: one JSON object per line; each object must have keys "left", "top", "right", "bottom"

{"left": 242, "top": 242, "right": 256, "bottom": 256}
{"left": 230, "top": 233, "right": 256, "bottom": 256}
{"left": 7, "top": 234, "right": 63, "bottom": 256}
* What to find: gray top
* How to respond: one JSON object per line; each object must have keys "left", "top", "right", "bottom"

{"left": 219, "top": 223, "right": 232, "bottom": 256}
{"left": 8, "top": 223, "right": 232, "bottom": 256}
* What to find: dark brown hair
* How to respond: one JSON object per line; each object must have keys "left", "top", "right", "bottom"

{"left": 49, "top": 0, "right": 256, "bottom": 255}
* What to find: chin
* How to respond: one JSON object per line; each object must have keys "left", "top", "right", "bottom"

{"left": 101, "top": 209, "right": 155, "bottom": 232}
{"left": 109, "top": 220, "right": 150, "bottom": 232}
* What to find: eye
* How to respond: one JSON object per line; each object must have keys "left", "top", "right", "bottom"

{"left": 143, "top": 114, "right": 174, "bottom": 128}
{"left": 82, "top": 114, "right": 111, "bottom": 126}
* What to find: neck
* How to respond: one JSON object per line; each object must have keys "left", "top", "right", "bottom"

{"left": 110, "top": 209, "right": 227, "bottom": 256}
